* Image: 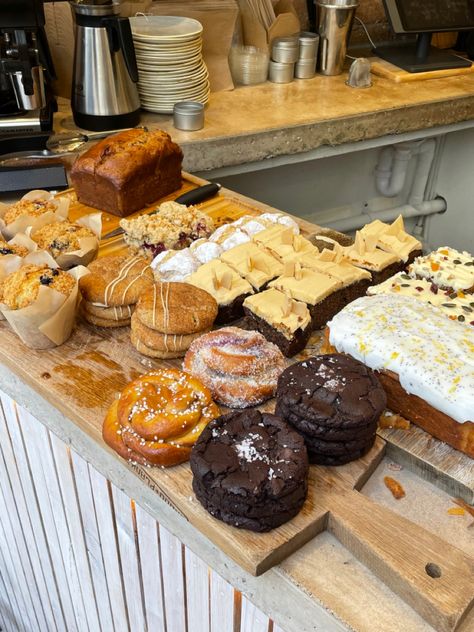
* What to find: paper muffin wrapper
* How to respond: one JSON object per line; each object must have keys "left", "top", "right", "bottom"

{"left": 0, "top": 190, "right": 70, "bottom": 240}
{"left": 28, "top": 212, "right": 102, "bottom": 270}
{"left": 0, "top": 234, "right": 39, "bottom": 321}
{"left": 0, "top": 252, "right": 89, "bottom": 349}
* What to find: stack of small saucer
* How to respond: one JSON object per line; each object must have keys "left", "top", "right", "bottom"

{"left": 130, "top": 15, "right": 210, "bottom": 114}
{"left": 131, "top": 282, "right": 218, "bottom": 358}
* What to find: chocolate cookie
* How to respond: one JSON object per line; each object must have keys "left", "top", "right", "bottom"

{"left": 308, "top": 444, "right": 373, "bottom": 466}
{"left": 276, "top": 355, "right": 385, "bottom": 466}
{"left": 190, "top": 409, "right": 308, "bottom": 532}
{"left": 276, "top": 400, "right": 378, "bottom": 442}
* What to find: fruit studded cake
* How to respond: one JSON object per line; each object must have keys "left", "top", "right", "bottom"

{"left": 408, "top": 246, "right": 474, "bottom": 292}
{"left": 70, "top": 129, "right": 183, "bottom": 216}
{"left": 367, "top": 272, "right": 474, "bottom": 326}
{"left": 326, "top": 293, "right": 474, "bottom": 457}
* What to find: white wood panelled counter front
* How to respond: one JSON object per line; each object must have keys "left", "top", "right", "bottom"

{"left": 0, "top": 389, "right": 291, "bottom": 632}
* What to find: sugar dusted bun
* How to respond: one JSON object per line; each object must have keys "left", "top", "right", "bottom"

{"left": 103, "top": 368, "right": 220, "bottom": 467}
{"left": 183, "top": 326, "right": 286, "bottom": 408}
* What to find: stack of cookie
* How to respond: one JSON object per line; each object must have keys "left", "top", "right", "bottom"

{"left": 131, "top": 281, "right": 218, "bottom": 358}
{"left": 276, "top": 355, "right": 386, "bottom": 465}
{"left": 79, "top": 254, "right": 154, "bottom": 327}
{"left": 190, "top": 409, "right": 309, "bottom": 532}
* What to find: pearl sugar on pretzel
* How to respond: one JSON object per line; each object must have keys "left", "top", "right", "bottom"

{"left": 103, "top": 368, "right": 220, "bottom": 467}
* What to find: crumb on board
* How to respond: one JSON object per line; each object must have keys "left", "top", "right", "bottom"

{"left": 383, "top": 476, "right": 406, "bottom": 499}
{"left": 379, "top": 412, "right": 411, "bottom": 430}
{"left": 447, "top": 507, "right": 466, "bottom": 516}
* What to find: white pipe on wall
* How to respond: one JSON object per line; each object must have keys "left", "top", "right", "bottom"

{"left": 375, "top": 144, "right": 413, "bottom": 197}
{"left": 330, "top": 138, "right": 444, "bottom": 234}
{"left": 408, "top": 139, "right": 436, "bottom": 207}
{"left": 328, "top": 199, "right": 446, "bottom": 233}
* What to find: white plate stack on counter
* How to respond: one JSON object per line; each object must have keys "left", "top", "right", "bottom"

{"left": 130, "top": 15, "right": 211, "bottom": 114}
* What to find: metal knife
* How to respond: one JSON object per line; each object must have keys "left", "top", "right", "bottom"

{"left": 102, "top": 182, "right": 222, "bottom": 240}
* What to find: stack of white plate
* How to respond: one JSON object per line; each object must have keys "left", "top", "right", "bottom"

{"left": 130, "top": 16, "right": 210, "bottom": 114}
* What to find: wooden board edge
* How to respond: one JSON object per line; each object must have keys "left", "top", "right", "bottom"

{"left": 380, "top": 430, "right": 474, "bottom": 505}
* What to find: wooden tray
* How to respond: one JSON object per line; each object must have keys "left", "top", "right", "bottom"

{"left": 0, "top": 173, "right": 472, "bottom": 631}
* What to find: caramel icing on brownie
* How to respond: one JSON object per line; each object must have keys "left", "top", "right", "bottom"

{"left": 252, "top": 225, "right": 314, "bottom": 262}
{"left": 328, "top": 293, "right": 474, "bottom": 423}
{"left": 243, "top": 288, "right": 311, "bottom": 339}
{"left": 269, "top": 265, "right": 342, "bottom": 305}
{"left": 299, "top": 246, "right": 371, "bottom": 286}
{"left": 220, "top": 242, "right": 284, "bottom": 289}
{"left": 186, "top": 260, "right": 253, "bottom": 306}
{"left": 409, "top": 247, "right": 474, "bottom": 292}
{"left": 360, "top": 215, "right": 421, "bottom": 262}
{"left": 343, "top": 231, "right": 400, "bottom": 272}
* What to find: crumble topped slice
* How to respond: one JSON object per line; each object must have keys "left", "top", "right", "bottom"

{"left": 120, "top": 201, "right": 214, "bottom": 259}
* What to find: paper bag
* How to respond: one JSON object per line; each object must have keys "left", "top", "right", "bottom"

{"left": 241, "top": 0, "right": 300, "bottom": 51}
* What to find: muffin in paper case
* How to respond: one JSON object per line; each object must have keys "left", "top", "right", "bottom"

{"left": 0, "top": 190, "right": 69, "bottom": 240}
{"left": 0, "top": 251, "right": 89, "bottom": 349}
{"left": 28, "top": 213, "right": 102, "bottom": 270}
{"left": 0, "top": 233, "right": 38, "bottom": 321}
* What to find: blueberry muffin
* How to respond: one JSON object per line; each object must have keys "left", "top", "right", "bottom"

{"left": 0, "top": 241, "right": 29, "bottom": 258}
{"left": 1, "top": 264, "right": 76, "bottom": 310}
{"left": 3, "top": 197, "right": 59, "bottom": 225}
{"left": 32, "top": 221, "right": 97, "bottom": 258}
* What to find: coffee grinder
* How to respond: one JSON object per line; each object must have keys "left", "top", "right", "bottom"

{"left": 0, "top": 0, "right": 58, "bottom": 137}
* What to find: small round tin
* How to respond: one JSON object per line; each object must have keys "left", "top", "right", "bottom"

{"left": 271, "top": 36, "right": 299, "bottom": 64}
{"left": 269, "top": 60, "right": 295, "bottom": 83}
{"left": 298, "top": 32, "right": 319, "bottom": 61}
{"left": 295, "top": 58, "right": 316, "bottom": 79}
{"left": 173, "top": 101, "right": 205, "bottom": 131}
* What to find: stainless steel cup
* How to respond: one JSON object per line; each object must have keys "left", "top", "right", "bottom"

{"left": 173, "top": 102, "right": 205, "bottom": 131}
{"left": 10, "top": 66, "right": 46, "bottom": 111}
{"left": 316, "top": 0, "right": 358, "bottom": 76}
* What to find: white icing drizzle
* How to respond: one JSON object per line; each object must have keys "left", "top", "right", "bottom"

{"left": 328, "top": 294, "right": 474, "bottom": 423}
{"left": 158, "top": 282, "right": 171, "bottom": 351}
{"left": 103, "top": 256, "right": 149, "bottom": 306}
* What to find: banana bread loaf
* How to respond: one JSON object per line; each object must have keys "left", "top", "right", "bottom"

{"left": 70, "top": 129, "right": 183, "bottom": 217}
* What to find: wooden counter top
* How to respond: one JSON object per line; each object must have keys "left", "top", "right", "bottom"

{"left": 58, "top": 70, "right": 474, "bottom": 172}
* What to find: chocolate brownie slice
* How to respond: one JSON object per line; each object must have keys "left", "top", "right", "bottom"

{"left": 190, "top": 409, "right": 308, "bottom": 532}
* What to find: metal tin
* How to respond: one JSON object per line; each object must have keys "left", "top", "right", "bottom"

{"left": 271, "top": 36, "right": 299, "bottom": 64}
{"left": 298, "top": 32, "right": 319, "bottom": 60}
{"left": 173, "top": 101, "right": 205, "bottom": 131}
{"left": 295, "top": 58, "right": 316, "bottom": 79}
{"left": 268, "top": 60, "right": 294, "bottom": 83}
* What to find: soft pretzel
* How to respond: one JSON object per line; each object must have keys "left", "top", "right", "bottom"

{"left": 183, "top": 326, "right": 286, "bottom": 408}
{"left": 103, "top": 368, "right": 220, "bottom": 467}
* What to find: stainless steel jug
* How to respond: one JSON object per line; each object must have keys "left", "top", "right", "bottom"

{"left": 70, "top": 0, "right": 140, "bottom": 131}
{"left": 316, "top": 0, "right": 358, "bottom": 76}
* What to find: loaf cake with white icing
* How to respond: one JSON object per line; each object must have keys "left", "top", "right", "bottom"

{"left": 325, "top": 293, "right": 474, "bottom": 457}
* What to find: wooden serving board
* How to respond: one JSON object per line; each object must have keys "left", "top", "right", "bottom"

{"left": 0, "top": 173, "right": 472, "bottom": 631}
{"left": 370, "top": 56, "right": 474, "bottom": 83}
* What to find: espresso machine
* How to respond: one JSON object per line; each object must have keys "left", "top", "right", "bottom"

{"left": 0, "top": 0, "right": 59, "bottom": 137}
